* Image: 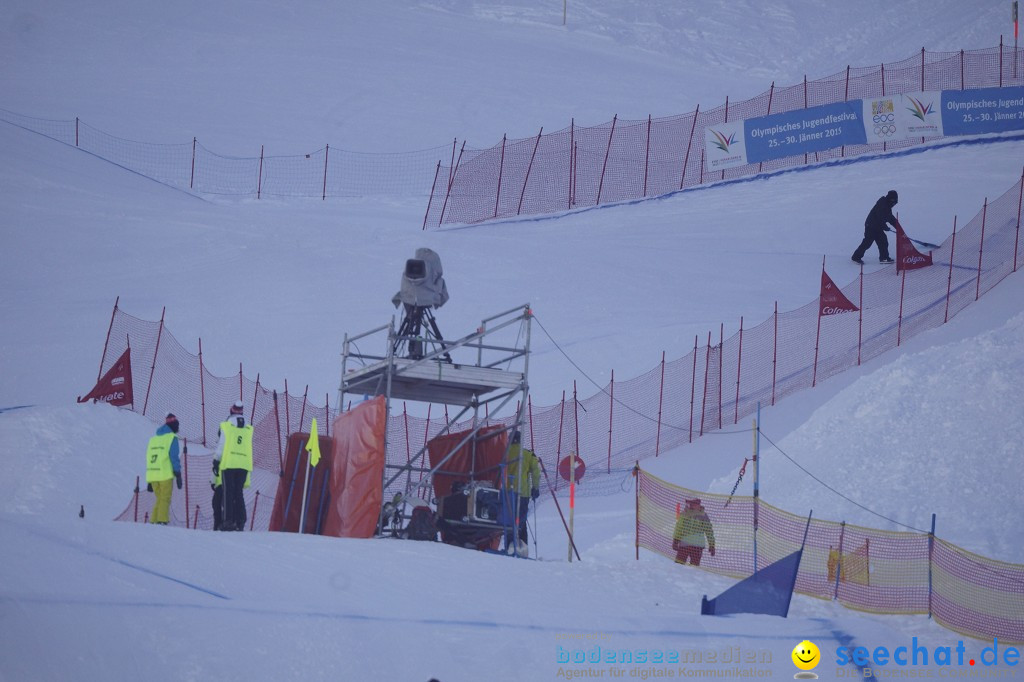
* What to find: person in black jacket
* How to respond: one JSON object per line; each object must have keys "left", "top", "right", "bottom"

{"left": 852, "top": 190, "right": 899, "bottom": 264}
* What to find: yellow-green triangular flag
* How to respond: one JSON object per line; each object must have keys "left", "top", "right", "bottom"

{"left": 306, "top": 418, "right": 321, "bottom": 468}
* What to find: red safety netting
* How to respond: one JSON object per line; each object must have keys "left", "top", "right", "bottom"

{"left": 423, "top": 45, "right": 1024, "bottom": 227}
{"left": 636, "top": 468, "right": 1024, "bottom": 644}
{"left": 107, "top": 172, "right": 1021, "bottom": 526}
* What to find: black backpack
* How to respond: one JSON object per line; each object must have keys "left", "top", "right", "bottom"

{"left": 404, "top": 505, "right": 438, "bottom": 541}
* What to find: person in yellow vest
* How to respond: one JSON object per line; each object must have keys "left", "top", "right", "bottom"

{"left": 502, "top": 430, "right": 540, "bottom": 555}
{"left": 210, "top": 401, "right": 245, "bottom": 531}
{"left": 215, "top": 404, "right": 253, "bottom": 531}
{"left": 145, "top": 413, "right": 182, "bottom": 525}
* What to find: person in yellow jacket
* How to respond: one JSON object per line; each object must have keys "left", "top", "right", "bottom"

{"left": 502, "top": 430, "right": 541, "bottom": 554}
{"left": 672, "top": 498, "right": 716, "bottom": 566}
{"left": 145, "top": 413, "right": 182, "bottom": 525}
{"left": 210, "top": 401, "right": 245, "bottom": 530}
{"left": 215, "top": 405, "right": 253, "bottom": 531}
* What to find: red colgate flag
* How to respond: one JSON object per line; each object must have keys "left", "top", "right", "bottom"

{"left": 819, "top": 269, "right": 859, "bottom": 316}
{"left": 895, "top": 221, "right": 933, "bottom": 272}
{"left": 77, "top": 348, "right": 134, "bottom": 406}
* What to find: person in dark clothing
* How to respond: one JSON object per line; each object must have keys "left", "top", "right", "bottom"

{"left": 852, "top": 190, "right": 899, "bottom": 264}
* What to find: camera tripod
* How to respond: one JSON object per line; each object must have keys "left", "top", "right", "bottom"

{"left": 394, "top": 304, "right": 452, "bottom": 363}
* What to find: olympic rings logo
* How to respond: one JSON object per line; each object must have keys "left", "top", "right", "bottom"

{"left": 872, "top": 113, "right": 895, "bottom": 124}
{"left": 873, "top": 124, "right": 896, "bottom": 136}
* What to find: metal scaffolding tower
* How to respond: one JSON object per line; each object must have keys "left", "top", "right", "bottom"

{"left": 337, "top": 304, "right": 532, "bottom": 538}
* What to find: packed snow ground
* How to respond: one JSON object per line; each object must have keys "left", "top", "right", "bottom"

{"left": 2, "top": 2, "right": 1023, "bottom": 680}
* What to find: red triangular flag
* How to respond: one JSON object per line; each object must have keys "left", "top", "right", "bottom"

{"left": 895, "top": 222, "right": 933, "bottom": 272}
{"left": 77, "top": 348, "right": 134, "bottom": 406}
{"left": 819, "top": 269, "right": 859, "bottom": 316}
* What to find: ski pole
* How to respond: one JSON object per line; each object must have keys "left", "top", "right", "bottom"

{"left": 908, "top": 236, "right": 941, "bottom": 249}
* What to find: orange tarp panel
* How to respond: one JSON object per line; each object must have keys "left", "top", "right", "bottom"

{"left": 321, "top": 396, "right": 387, "bottom": 539}
{"left": 427, "top": 425, "right": 507, "bottom": 500}
{"left": 268, "top": 432, "right": 334, "bottom": 534}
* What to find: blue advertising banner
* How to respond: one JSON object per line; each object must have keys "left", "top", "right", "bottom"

{"left": 941, "top": 86, "right": 1024, "bottom": 136}
{"left": 743, "top": 101, "right": 867, "bottom": 165}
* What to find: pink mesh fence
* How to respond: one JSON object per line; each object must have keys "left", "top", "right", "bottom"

{"left": 109, "top": 170, "right": 1021, "bottom": 530}
{"left": 423, "top": 44, "right": 1024, "bottom": 227}
{"left": 0, "top": 108, "right": 446, "bottom": 198}
{"left": 636, "top": 468, "right": 1024, "bottom": 644}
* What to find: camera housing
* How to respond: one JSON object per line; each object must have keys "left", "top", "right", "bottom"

{"left": 392, "top": 248, "right": 449, "bottom": 309}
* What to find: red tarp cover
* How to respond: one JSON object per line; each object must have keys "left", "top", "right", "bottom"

{"left": 427, "top": 425, "right": 507, "bottom": 500}
{"left": 321, "top": 396, "right": 387, "bottom": 539}
{"left": 268, "top": 431, "right": 335, "bottom": 533}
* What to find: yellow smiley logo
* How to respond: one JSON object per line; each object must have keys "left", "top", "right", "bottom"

{"left": 791, "top": 640, "right": 820, "bottom": 671}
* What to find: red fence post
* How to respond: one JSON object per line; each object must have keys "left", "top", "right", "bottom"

{"left": 689, "top": 336, "right": 697, "bottom": 443}
{"left": 76, "top": 117, "right": 79, "bottom": 147}
{"left": 607, "top": 370, "right": 614, "bottom": 473}
{"left": 325, "top": 394, "right": 330, "bottom": 436}
{"left": 438, "top": 141, "right": 466, "bottom": 225}
{"left": 854, "top": 265, "right": 864, "bottom": 366}
{"left": 183, "top": 441, "right": 190, "bottom": 528}
{"left": 945, "top": 217, "right": 958, "bottom": 323}
{"left": 718, "top": 323, "right": 724, "bottom": 430}
{"left": 571, "top": 141, "right": 578, "bottom": 207}
{"left": 1000, "top": 35, "right": 1004, "bottom": 88}
{"left": 596, "top": 116, "right": 617, "bottom": 206}
{"left": 418, "top": 403, "right": 432, "bottom": 484}
{"left": 680, "top": 105, "right": 699, "bottom": 190}
{"left": 422, "top": 161, "right": 441, "bottom": 231}
{"left": 655, "top": 351, "right": 665, "bottom": 457}
{"left": 555, "top": 390, "right": 566, "bottom": 491}
{"left": 813, "top": 257, "right": 824, "bottom": 387}
{"left": 142, "top": 307, "right": 166, "bottom": 417}
{"left": 298, "top": 385, "right": 309, "bottom": 431}
{"left": 517, "top": 129, "right": 543, "bottom": 216}
{"left": 803, "top": 76, "right": 809, "bottom": 164}
{"left": 284, "top": 379, "right": 292, "bottom": 434}
{"left": 699, "top": 331, "right": 711, "bottom": 437}
{"left": 880, "top": 63, "right": 887, "bottom": 151}
{"left": 568, "top": 119, "right": 575, "bottom": 210}
{"left": 573, "top": 381, "right": 581, "bottom": 475}
{"left": 494, "top": 134, "right": 506, "bottom": 218}
{"left": 250, "top": 374, "right": 260, "bottom": 424}
{"left": 1015, "top": 168, "right": 1024, "bottom": 272}
{"left": 960, "top": 50, "right": 965, "bottom": 90}
{"left": 321, "top": 144, "right": 329, "bottom": 200}
{"left": 238, "top": 363, "right": 243, "bottom": 400}
{"left": 527, "top": 395, "right": 536, "bottom": 451}
{"left": 190, "top": 138, "right": 196, "bottom": 189}
{"left": 976, "top": 198, "right": 988, "bottom": 300}
{"left": 771, "top": 302, "right": 778, "bottom": 405}
{"left": 273, "top": 390, "right": 284, "bottom": 473}
{"left": 643, "top": 115, "right": 652, "bottom": 197}
{"left": 193, "top": 505, "right": 199, "bottom": 530}
{"left": 96, "top": 296, "right": 119, "bottom": 383}
{"left": 134, "top": 475, "right": 140, "bottom": 522}
{"left": 759, "top": 85, "right": 775, "bottom": 172}
{"left": 257, "top": 145, "right": 264, "bottom": 199}
{"left": 898, "top": 270, "right": 907, "bottom": 346}
{"left": 721, "top": 97, "right": 729, "bottom": 180}
{"left": 734, "top": 316, "right": 744, "bottom": 424}
{"left": 198, "top": 338, "right": 207, "bottom": 446}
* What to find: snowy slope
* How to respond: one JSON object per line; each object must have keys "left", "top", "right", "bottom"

{"left": 1, "top": 2, "right": 1023, "bottom": 681}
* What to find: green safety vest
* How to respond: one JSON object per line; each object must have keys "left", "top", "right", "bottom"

{"left": 145, "top": 432, "right": 177, "bottom": 482}
{"left": 219, "top": 421, "right": 254, "bottom": 473}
